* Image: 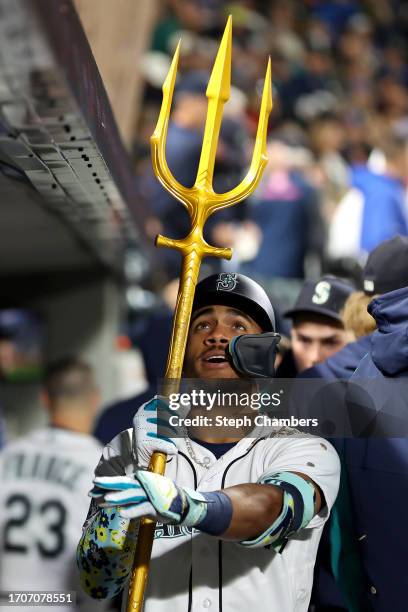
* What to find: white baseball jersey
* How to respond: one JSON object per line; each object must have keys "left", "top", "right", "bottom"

{"left": 0, "top": 427, "right": 108, "bottom": 612}
{"left": 95, "top": 428, "right": 340, "bottom": 612}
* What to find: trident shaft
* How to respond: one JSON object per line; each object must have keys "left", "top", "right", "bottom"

{"left": 127, "top": 16, "right": 272, "bottom": 611}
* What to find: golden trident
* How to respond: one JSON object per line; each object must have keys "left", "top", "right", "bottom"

{"left": 127, "top": 16, "right": 272, "bottom": 611}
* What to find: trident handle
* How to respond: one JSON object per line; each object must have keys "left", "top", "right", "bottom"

{"left": 127, "top": 15, "right": 272, "bottom": 611}
{"left": 126, "top": 453, "right": 166, "bottom": 611}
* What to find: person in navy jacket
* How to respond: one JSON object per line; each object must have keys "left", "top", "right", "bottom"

{"left": 306, "top": 236, "right": 408, "bottom": 611}
{"left": 335, "top": 283, "right": 408, "bottom": 611}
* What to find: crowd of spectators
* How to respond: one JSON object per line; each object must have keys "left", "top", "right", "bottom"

{"left": 134, "top": 0, "right": 408, "bottom": 312}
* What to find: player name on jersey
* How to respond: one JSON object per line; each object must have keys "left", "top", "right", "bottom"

{"left": 2, "top": 451, "right": 87, "bottom": 491}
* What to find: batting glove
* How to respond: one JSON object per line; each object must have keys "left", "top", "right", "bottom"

{"left": 90, "top": 471, "right": 208, "bottom": 525}
{"left": 132, "top": 396, "right": 181, "bottom": 468}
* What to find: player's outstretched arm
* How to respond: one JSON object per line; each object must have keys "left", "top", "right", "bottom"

{"left": 220, "top": 472, "right": 321, "bottom": 547}
{"left": 91, "top": 469, "right": 322, "bottom": 551}
{"left": 219, "top": 474, "right": 321, "bottom": 542}
{"left": 77, "top": 500, "right": 138, "bottom": 600}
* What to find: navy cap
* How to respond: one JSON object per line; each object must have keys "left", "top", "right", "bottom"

{"left": 285, "top": 275, "right": 355, "bottom": 324}
{"left": 363, "top": 235, "right": 408, "bottom": 295}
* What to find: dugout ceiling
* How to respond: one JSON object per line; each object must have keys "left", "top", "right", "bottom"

{"left": 0, "top": 0, "right": 149, "bottom": 277}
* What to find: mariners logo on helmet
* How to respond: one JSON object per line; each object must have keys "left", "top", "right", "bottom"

{"left": 216, "top": 273, "right": 238, "bottom": 291}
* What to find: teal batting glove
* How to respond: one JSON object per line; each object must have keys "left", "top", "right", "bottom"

{"left": 91, "top": 471, "right": 207, "bottom": 525}
{"left": 90, "top": 471, "right": 233, "bottom": 535}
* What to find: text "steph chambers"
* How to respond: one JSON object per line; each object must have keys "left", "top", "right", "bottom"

{"left": 168, "top": 415, "right": 319, "bottom": 428}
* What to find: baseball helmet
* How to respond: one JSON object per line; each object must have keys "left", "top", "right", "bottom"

{"left": 192, "top": 273, "right": 275, "bottom": 332}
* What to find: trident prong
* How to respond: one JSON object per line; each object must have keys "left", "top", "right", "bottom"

{"left": 194, "top": 14, "right": 232, "bottom": 192}
{"left": 150, "top": 40, "right": 193, "bottom": 213}
{"left": 127, "top": 17, "right": 272, "bottom": 612}
{"left": 210, "top": 57, "right": 272, "bottom": 211}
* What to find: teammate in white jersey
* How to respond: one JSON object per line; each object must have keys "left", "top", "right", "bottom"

{"left": 78, "top": 273, "right": 340, "bottom": 611}
{"left": 0, "top": 357, "right": 108, "bottom": 611}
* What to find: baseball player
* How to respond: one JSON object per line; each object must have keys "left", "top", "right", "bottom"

{"left": 0, "top": 357, "right": 108, "bottom": 611}
{"left": 78, "top": 273, "right": 340, "bottom": 611}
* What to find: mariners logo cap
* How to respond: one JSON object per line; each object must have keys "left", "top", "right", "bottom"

{"left": 363, "top": 235, "right": 408, "bottom": 296}
{"left": 284, "top": 275, "right": 354, "bottom": 324}
{"left": 192, "top": 273, "right": 275, "bottom": 331}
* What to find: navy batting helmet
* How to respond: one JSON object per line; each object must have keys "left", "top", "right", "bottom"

{"left": 192, "top": 273, "right": 275, "bottom": 332}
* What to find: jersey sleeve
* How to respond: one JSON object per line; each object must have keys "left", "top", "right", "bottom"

{"left": 94, "top": 428, "right": 135, "bottom": 478}
{"left": 77, "top": 429, "right": 138, "bottom": 600}
{"left": 260, "top": 434, "right": 340, "bottom": 529}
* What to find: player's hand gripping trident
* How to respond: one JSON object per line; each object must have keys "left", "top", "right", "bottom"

{"left": 127, "top": 16, "right": 272, "bottom": 612}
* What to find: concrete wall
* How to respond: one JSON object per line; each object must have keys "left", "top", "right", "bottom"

{"left": 73, "top": 0, "right": 159, "bottom": 149}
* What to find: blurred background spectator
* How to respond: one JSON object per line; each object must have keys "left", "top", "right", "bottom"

{"left": 0, "top": 357, "right": 108, "bottom": 611}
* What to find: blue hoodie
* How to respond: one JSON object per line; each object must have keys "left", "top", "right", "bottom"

{"left": 360, "top": 286, "right": 408, "bottom": 378}
{"left": 337, "top": 286, "right": 408, "bottom": 611}
{"left": 299, "top": 335, "right": 372, "bottom": 612}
